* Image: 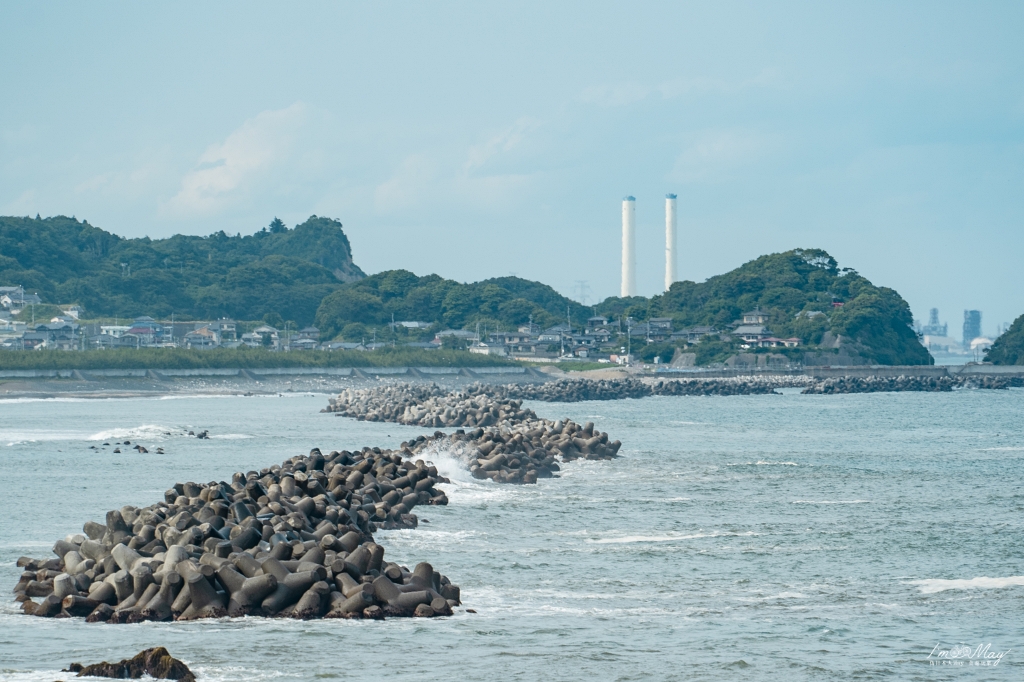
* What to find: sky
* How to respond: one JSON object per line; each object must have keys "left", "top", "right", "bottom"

{"left": 2, "top": 2, "right": 1022, "bottom": 339}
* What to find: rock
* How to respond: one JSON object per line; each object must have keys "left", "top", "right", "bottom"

{"left": 64, "top": 647, "right": 195, "bottom": 681}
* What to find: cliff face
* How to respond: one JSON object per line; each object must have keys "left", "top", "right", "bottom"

{"left": 0, "top": 214, "right": 364, "bottom": 325}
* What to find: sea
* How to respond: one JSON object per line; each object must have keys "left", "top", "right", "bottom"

{"left": 1, "top": 386, "right": 1022, "bottom": 681}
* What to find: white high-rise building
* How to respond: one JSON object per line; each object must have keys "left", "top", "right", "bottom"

{"left": 665, "top": 193, "right": 677, "bottom": 292}
{"left": 621, "top": 196, "right": 636, "bottom": 298}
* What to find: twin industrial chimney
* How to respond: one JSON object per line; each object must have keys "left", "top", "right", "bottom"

{"left": 621, "top": 194, "right": 677, "bottom": 297}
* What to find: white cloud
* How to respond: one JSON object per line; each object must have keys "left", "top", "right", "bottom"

{"left": 373, "top": 154, "right": 437, "bottom": 213}
{"left": 372, "top": 118, "right": 542, "bottom": 215}
{"left": 670, "top": 129, "right": 781, "bottom": 182}
{"left": 164, "top": 102, "right": 307, "bottom": 216}
{"left": 464, "top": 118, "right": 540, "bottom": 172}
{"left": 579, "top": 82, "right": 652, "bottom": 108}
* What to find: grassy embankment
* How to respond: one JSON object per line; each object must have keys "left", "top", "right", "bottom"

{"left": 0, "top": 347, "right": 518, "bottom": 371}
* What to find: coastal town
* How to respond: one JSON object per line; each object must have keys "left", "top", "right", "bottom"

{"left": 1, "top": 285, "right": 805, "bottom": 364}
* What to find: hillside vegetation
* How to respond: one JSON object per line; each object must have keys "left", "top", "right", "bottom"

{"left": 985, "top": 314, "right": 1024, "bottom": 365}
{"left": 314, "top": 270, "right": 591, "bottom": 341}
{"left": 0, "top": 215, "right": 364, "bottom": 325}
{"left": 315, "top": 249, "right": 931, "bottom": 366}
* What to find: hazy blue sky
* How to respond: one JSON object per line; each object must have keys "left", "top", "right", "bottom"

{"left": 2, "top": 2, "right": 1022, "bottom": 338}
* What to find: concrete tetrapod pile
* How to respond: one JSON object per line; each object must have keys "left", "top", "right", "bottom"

{"left": 468, "top": 377, "right": 793, "bottom": 402}
{"left": 324, "top": 383, "right": 539, "bottom": 427}
{"left": 326, "top": 384, "right": 622, "bottom": 483}
{"left": 801, "top": 375, "right": 1024, "bottom": 394}
{"left": 13, "top": 447, "right": 461, "bottom": 622}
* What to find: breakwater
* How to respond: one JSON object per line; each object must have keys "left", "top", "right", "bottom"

{"left": 476, "top": 377, "right": 797, "bottom": 401}
{"left": 14, "top": 446, "right": 461, "bottom": 622}
{"left": 801, "top": 375, "right": 1024, "bottom": 394}
{"left": 326, "top": 384, "right": 621, "bottom": 482}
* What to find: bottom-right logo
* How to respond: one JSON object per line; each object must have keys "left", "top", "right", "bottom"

{"left": 928, "top": 643, "right": 1010, "bottom": 667}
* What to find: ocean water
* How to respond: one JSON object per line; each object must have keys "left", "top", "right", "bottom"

{"left": 1, "top": 388, "right": 1022, "bottom": 681}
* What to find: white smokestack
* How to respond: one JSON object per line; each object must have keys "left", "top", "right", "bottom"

{"left": 665, "top": 193, "right": 677, "bottom": 292}
{"left": 621, "top": 196, "right": 636, "bottom": 298}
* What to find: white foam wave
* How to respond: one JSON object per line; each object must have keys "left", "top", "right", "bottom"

{"left": 979, "top": 446, "right": 1024, "bottom": 452}
{"left": 791, "top": 500, "right": 869, "bottom": 504}
{"left": 909, "top": 576, "right": 1024, "bottom": 594}
{"left": 589, "top": 531, "right": 757, "bottom": 544}
{"left": 209, "top": 433, "right": 253, "bottom": 440}
{"left": 728, "top": 460, "right": 799, "bottom": 466}
{"left": 87, "top": 425, "right": 180, "bottom": 441}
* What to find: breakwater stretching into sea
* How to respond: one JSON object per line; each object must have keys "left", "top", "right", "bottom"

{"left": 3, "top": 385, "right": 1024, "bottom": 680}
{"left": 13, "top": 383, "right": 622, "bottom": 625}
{"left": 14, "top": 446, "right": 462, "bottom": 623}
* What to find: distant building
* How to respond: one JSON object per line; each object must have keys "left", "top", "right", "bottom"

{"left": 671, "top": 326, "right": 718, "bottom": 344}
{"left": 184, "top": 326, "right": 220, "bottom": 349}
{"left": 920, "top": 308, "right": 948, "bottom": 337}
{"left": 741, "top": 309, "right": 768, "bottom": 325}
{"left": 210, "top": 319, "right": 237, "bottom": 341}
{"left": 963, "top": 310, "right": 982, "bottom": 348}
{"left": 732, "top": 325, "right": 772, "bottom": 343}
{"left": 469, "top": 341, "right": 508, "bottom": 356}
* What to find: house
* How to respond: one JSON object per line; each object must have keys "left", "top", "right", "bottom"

{"left": 397, "top": 321, "right": 432, "bottom": 329}
{"left": 587, "top": 316, "right": 609, "bottom": 329}
{"left": 21, "top": 331, "right": 48, "bottom": 350}
{"left": 732, "top": 325, "right": 772, "bottom": 343}
{"left": 756, "top": 337, "right": 801, "bottom": 348}
{"left": 184, "top": 326, "right": 220, "bottom": 349}
{"left": 210, "top": 319, "right": 237, "bottom": 341}
{"left": 671, "top": 326, "right": 718, "bottom": 344}
{"left": 628, "top": 322, "right": 671, "bottom": 342}
{"left": 322, "top": 341, "right": 366, "bottom": 351}
{"left": 0, "top": 288, "right": 41, "bottom": 313}
{"left": 288, "top": 337, "right": 319, "bottom": 351}
{"left": 61, "top": 305, "right": 84, "bottom": 320}
{"left": 297, "top": 326, "right": 320, "bottom": 341}
{"left": 649, "top": 317, "right": 674, "bottom": 331}
{"left": 539, "top": 324, "right": 571, "bottom": 342}
{"left": 87, "top": 334, "right": 119, "bottom": 349}
{"left": 469, "top": 341, "right": 508, "bottom": 356}
{"left": 742, "top": 309, "right": 768, "bottom": 325}
{"left": 125, "top": 317, "right": 162, "bottom": 346}
{"left": 251, "top": 325, "right": 280, "bottom": 349}
{"left": 118, "top": 333, "right": 142, "bottom": 348}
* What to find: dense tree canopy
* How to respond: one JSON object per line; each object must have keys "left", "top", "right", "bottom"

{"left": 0, "top": 214, "right": 364, "bottom": 324}
{"left": 985, "top": 314, "right": 1024, "bottom": 365}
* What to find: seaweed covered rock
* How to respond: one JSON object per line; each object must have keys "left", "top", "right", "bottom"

{"left": 64, "top": 647, "right": 194, "bottom": 681}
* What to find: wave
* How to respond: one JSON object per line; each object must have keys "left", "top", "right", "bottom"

{"left": 87, "top": 425, "right": 181, "bottom": 441}
{"left": 978, "top": 446, "right": 1024, "bottom": 452}
{"left": 909, "top": 576, "right": 1024, "bottom": 593}
{"left": 588, "top": 530, "right": 757, "bottom": 544}
{"left": 728, "top": 461, "right": 799, "bottom": 466}
{"left": 209, "top": 434, "right": 254, "bottom": 440}
{"left": 791, "top": 500, "right": 869, "bottom": 504}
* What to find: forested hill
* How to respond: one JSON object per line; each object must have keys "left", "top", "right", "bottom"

{"left": 314, "top": 248, "right": 931, "bottom": 365}
{"left": 0, "top": 215, "right": 364, "bottom": 324}
{"left": 985, "top": 314, "right": 1024, "bottom": 365}
{"left": 629, "top": 248, "right": 932, "bottom": 365}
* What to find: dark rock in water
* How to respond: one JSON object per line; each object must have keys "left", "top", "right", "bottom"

{"left": 64, "top": 647, "right": 195, "bottom": 681}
